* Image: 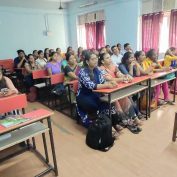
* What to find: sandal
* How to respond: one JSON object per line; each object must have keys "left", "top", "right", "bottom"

{"left": 127, "top": 125, "right": 140, "bottom": 134}
{"left": 138, "top": 113, "right": 144, "bottom": 119}
{"left": 133, "top": 117, "right": 143, "bottom": 126}
{"left": 112, "top": 131, "right": 120, "bottom": 140}
{"left": 165, "top": 100, "right": 175, "bottom": 105}
{"left": 157, "top": 100, "right": 166, "bottom": 106}
{"left": 113, "top": 125, "right": 124, "bottom": 132}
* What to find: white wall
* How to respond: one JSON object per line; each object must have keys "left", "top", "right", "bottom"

{"left": 0, "top": 0, "right": 142, "bottom": 58}
{"left": 67, "top": 0, "right": 141, "bottom": 51}
{"left": 0, "top": 7, "right": 69, "bottom": 59}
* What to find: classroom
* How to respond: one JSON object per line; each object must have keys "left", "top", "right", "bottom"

{"left": 0, "top": 0, "right": 177, "bottom": 177}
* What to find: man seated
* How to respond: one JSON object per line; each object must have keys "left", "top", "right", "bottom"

{"left": 14, "top": 49, "right": 27, "bottom": 69}
{"left": 123, "top": 43, "right": 133, "bottom": 54}
{"left": 14, "top": 49, "right": 28, "bottom": 81}
{"left": 111, "top": 45, "right": 123, "bottom": 66}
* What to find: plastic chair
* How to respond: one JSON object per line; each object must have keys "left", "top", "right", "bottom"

{"left": 32, "top": 70, "right": 48, "bottom": 80}
{"left": 32, "top": 70, "right": 48, "bottom": 101}
{"left": 48, "top": 73, "right": 65, "bottom": 108}
{"left": 0, "top": 94, "right": 27, "bottom": 114}
{"left": 50, "top": 73, "right": 64, "bottom": 85}
{"left": 0, "top": 59, "right": 14, "bottom": 72}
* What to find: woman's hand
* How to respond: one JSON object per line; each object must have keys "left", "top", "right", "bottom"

{"left": 116, "top": 71, "right": 124, "bottom": 78}
{"left": 109, "top": 80, "right": 117, "bottom": 86}
{"left": 163, "top": 67, "right": 171, "bottom": 72}
{"left": 130, "top": 61, "right": 136, "bottom": 67}
{"left": 148, "top": 66, "right": 154, "bottom": 72}
{"left": 2, "top": 89, "right": 16, "bottom": 97}
{"left": 151, "top": 63, "right": 158, "bottom": 68}
{"left": 0, "top": 92, "right": 4, "bottom": 97}
{"left": 105, "top": 81, "right": 117, "bottom": 89}
{"left": 126, "top": 75, "right": 133, "bottom": 82}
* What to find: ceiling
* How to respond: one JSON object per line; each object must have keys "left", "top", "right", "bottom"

{"left": 0, "top": 0, "right": 149, "bottom": 10}
{"left": 0, "top": 0, "right": 75, "bottom": 10}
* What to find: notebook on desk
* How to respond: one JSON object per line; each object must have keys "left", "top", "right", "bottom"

{"left": 0, "top": 116, "right": 29, "bottom": 128}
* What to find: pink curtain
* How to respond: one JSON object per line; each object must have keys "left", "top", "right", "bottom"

{"left": 85, "top": 22, "right": 96, "bottom": 49}
{"left": 169, "top": 10, "right": 177, "bottom": 48}
{"left": 96, "top": 20, "right": 105, "bottom": 49}
{"left": 142, "top": 12, "right": 163, "bottom": 53}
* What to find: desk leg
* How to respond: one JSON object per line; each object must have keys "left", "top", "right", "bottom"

{"left": 108, "top": 94, "right": 111, "bottom": 119}
{"left": 32, "top": 137, "right": 36, "bottom": 150}
{"left": 148, "top": 79, "right": 151, "bottom": 118}
{"left": 42, "top": 133, "right": 49, "bottom": 163}
{"left": 146, "top": 84, "right": 149, "bottom": 120}
{"left": 26, "top": 139, "right": 30, "bottom": 150}
{"left": 172, "top": 113, "right": 177, "bottom": 142}
{"left": 173, "top": 72, "right": 177, "bottom": 102}
{"left": 47, "top": 117, "right": 58, "bottom": 176}
{"left": 67, "top": 85, "right": 72, "bottom": 117}
{"left": 40, "top": 120, "right": 49, "bottom": 163}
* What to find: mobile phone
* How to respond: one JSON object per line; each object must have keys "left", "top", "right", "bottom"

{"left": 1, "top": 88, "right": 9, "bottom": 94}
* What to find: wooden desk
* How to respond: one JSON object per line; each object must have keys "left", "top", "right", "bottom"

{"left": 94, "top": 76, "right": 149, "bottom": 94}
{"left": 149, "top": 69, "right": 177, "bottom": 116}
{"left": 0, "top": 109, "right": 58, "bottom": 177}
{"left": 150, "top": 68, "right": 177, "bottom": 79}
{"left": 93, "top": 76, "right": 150, "bottom": 119}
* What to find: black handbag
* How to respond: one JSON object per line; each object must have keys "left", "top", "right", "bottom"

{"left": 86, "top": 114, "right": 115, "bottom": 151}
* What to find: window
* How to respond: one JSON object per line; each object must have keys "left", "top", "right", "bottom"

{"left": 77, "top": 10, "right": 105, "bottom": 49}
{"left": 159, "top": 12, "right": 170, "bottom": 53}
{"left": 77, "top": 24, "right": 86, "bottom": 49}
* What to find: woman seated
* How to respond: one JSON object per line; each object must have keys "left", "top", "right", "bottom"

{"left": 134, "top": 51, "right": 153, "bottom": 75}
{"left": 164, "top": 47, "right": 177, "bottom": 93}
{"left": 99, "top": 53, "right": 142, "bottom": 132}
{"left": 44, "top": 48, "right": 50, "bottom": 61}
{"left": 99, "top": 47, "right": 107, "bottom": 54}
{"left": 142, "top": 49, "right": 173, "bottom": 105}
{"left": 24, "top": 54, "right": 41, "bottom": 89}
{"left": 64, "top": 53, "right": 81, "bottom": 103}
{"left": 33, "top": 50, "right": 38, "bottom": 60}
{"left": 77, "top": 47, "right": 83, "bottom": 63}
{"left": 46, "top": 52, "right": 62, "bottom": 75}
{"left": 36, "top": 50, "right": 47, "bottom": 69}
{"left": 134, "top": 51, "right": 156, "bottom": 110}
{"left": 56, "top": 48, "right": 62, "bottom": 58}
{"left": 64, "top": 53, "right": 80, "bottom": 82}
{"left": 76, "top": 51, "right": 139, "bottom": 133}
{"left": 164, "top": 47, "right": 177, "bottom": 67}
{"left": 118, "top": 52, "right": 145, "bottom": 118}
{"left": 119, "top": 52, "right": 142, "bottom": 77}
{"left": 0, "top": 69, "right": 18, "bottom": 98}
{"left": 0, "top": 69, "right": 19, "bottom": 118}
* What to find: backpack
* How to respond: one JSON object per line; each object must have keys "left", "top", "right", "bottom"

{"left": 51, "top": 83, "right": 66, "bottom": 96}
{"left": 86, "top": 114, "right": 115, "bottom": 151}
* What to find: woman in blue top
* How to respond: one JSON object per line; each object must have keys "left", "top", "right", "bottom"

{"left": 119, "top": 52, "right": 144, "bottom": 119}
{"left": 119, "top": 52, "right": 141, "bottom": 77}
{"left": 76, "top": 51, "right": 125, "bottom": 132}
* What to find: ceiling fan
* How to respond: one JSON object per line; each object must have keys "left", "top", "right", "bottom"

{"left": 58, "top": 0, "right": 64, "bottom": 10}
